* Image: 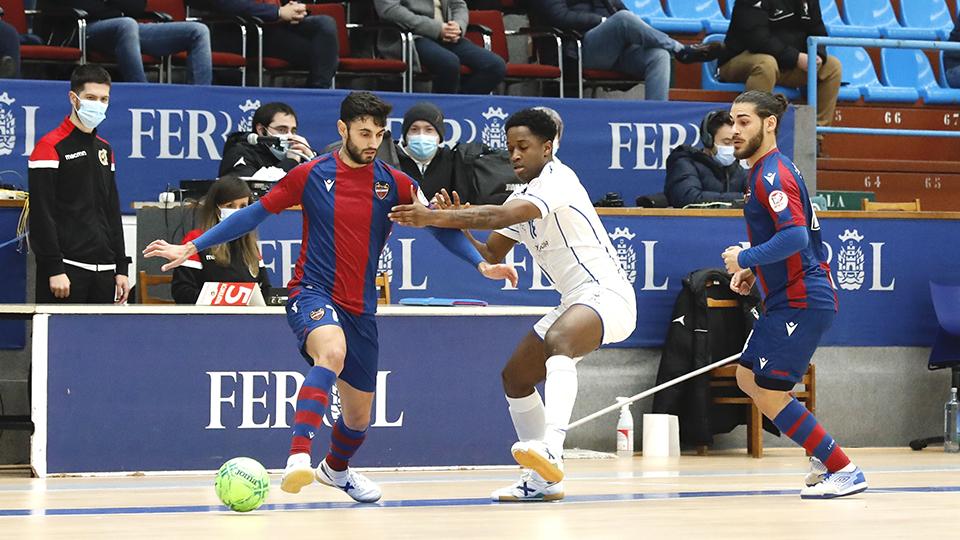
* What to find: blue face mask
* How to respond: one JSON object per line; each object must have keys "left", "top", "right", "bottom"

{"left": 72, "top": 93, "right": 108, "bottom": 130}
{"left": 714, "top": 144, "right": 736, "bottom": 167}
{"left": 406, "top": 134, "right": 439, "bottom": 161}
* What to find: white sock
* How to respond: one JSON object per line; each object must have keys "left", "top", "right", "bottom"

{"left": 839, "top": 463, "right": 857, "bottom": 473}
{"left": 507, "top": 390, "right": 546, "bottom": 442}
{"left": 543, "top": 355, "right": 578, "bottom": 454}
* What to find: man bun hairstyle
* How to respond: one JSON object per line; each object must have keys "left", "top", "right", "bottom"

{"left": 504, "top": 108, "right": 557, "bottom": 142}
{"left": 733, "top": 90, "right": 789, "bottom": 134}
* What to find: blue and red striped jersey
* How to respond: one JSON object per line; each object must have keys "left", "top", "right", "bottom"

{"left": 259, "top": 152, "right": 419, "bottom": 316}
{"left": 743, "top": 148, "right": 837, "bottom": 311}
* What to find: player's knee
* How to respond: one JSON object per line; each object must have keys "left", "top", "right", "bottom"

{"left": 501, "top": 365, "right": 536, "bottom": 397}
{"left": 311, "top": 346, "right": 346, "bottom": 372}
{"left": 542, "top": 329, "right": 575, "bottom": 357}
{"left": 339, "top": 410, "right": 371, "bottom": 431}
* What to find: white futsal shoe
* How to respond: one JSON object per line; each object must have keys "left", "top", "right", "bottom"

{"left": 316, "top": 459, "right": 383, "bottom": 503}
{"left": 804, "top": 456, "right": 828, "bottom": 487}
{"left": 511, "top": 440, "right": 564, "bottom": 483}
{"left": 800, "top": 465, "right": 868, "bottom": 499}
{"left": 492, "top": 470, "right": 565, "bottom": 502}
{"left": 281, "top": 452, "right": 315, "bottom": 494}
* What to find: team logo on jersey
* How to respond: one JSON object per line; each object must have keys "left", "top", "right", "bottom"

{"left": 836, "top": 229, "right": 865, "bottom": 290}
{"left": 374, "top": 181, "right": 390, "bottom": 200}
{"left": 377, "top": 244, "right": 394, "bottom": 281}
{"left": 0, "top": 93, "right": 16, "bottom": 157}
{"left": 236, "top": 99, "right": 261, "bottom": 133}
{"left": 323, "top": 178, "right": 335, "bottom": 192}
{"left": 608, "top": 227, "right": 637, "bottom": 285}
{"left": 309, "top": 308, "right": 325, "bottom": 321}
{"left": 98, "top": 148, "right": 109, "bottom": 166}
{"left": 764, "top": 172, "right": 777, "bottom": 185}
{"left": 481, "top": 106, "right": 509, "bottom": 149}
{"left": 768, "top": 190, "right": 788, "bottom": 212}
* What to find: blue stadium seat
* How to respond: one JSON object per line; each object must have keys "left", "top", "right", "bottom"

{"left": 625, "top": 0, "right": 704, "bottom": 33}
{"left": 820, "top": 0, "right": 881, "bottom": 38}
{"left": 724, "top": 0, "right": 733, "bottom": 19}
{"left": 700, "top": 34, "right": 802, "bottom": 99}
{"left": 664, "top": 0, "right": 729, "bottom": 34}
{"left": 843, "top": 0, "right": 941, "bottom": 40}
{"left": 827, "top": 46, "right": 919, "bottom": 102}
{"left": 881, "top": 47, "right": 960, "bottom": 104}
{"left": 898, "top": 0, "right": 954, "bottom": 41}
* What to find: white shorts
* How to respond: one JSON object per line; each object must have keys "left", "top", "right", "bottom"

{"left": 534, "top": 285, "right": 637, "bottom": 346}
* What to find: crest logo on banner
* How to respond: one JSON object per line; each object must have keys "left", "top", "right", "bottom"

{"left": 237, "top": 99, "right": 261, "bottom": 133}
{"left": 0, "top": 93, "right": 16, "bottom": 156}
{"left": 836, "top": 229, "right": 865, "bottom": 290}
{"left": 481, "top": 107, "right": 508, "bottom": 149}
{"left": 608, "top": 226, "right": 638, "bottom": 284}
{"left": 378, "top": 244, "right": 394, "bottom": 281}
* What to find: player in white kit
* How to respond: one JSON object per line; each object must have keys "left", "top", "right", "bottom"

{"left": 389, "top": 108, "right": 636, "bottom": 502}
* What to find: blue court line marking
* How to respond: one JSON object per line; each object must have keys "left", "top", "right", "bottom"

{"left": 3, "top": 485, "right": 960, "bottom": 518}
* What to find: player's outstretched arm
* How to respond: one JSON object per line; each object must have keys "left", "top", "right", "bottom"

{"left": 434, "top": 189, "right": 516, "bottom": 264}
{"left": 389, "top": 186, "right": 539, "bottom": 230}
{"left": 143, "top": 202, "right": 272, "bottom": 271}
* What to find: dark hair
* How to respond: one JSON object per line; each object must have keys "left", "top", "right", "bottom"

{"left": 504, "top": 108, "right": 557, "bottom": 142}
{"left": 733, "top": 91, "right": 789, "bottom": 134}
{"left": 700, "top": 109, "right": 733, "bottom": 148}
{"left": 533, "top": 106, "right": 563, "bottom": 141}
{"left": 340, "top": 91, "right": 392, "bottom": 127}
{"left": 252, "top": 102, "right": 297, "bottom": 132}
{"left": 70, "top": 64, "right": 111, "bottom": 94}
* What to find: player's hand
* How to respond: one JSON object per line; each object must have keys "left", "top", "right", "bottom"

{"left": 143, "top": 240, "right": 197, "bottom": 272}
{"left": 389, "top": 185, "right": 435, "bottom": 227}
{"left": 434, "top": 188, "right": 469, "bottom": 211}
{"left": 114, "top": 274, "right": 130, "bottom": 304}
{"left": 730, "top": 268, "right": 755, "bottom": 296}
{"left": 722, "top": 245, "right": 744, "bottom": 274}
{"left": 49, "top": 273, "right": 70, "bottom": 299}
{"left": 279, "top": 2, "right": 306, "bottom": 23}
{"left": 479, "top": 261, "right": 518, "bottom": 288}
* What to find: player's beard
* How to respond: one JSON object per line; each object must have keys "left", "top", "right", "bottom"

{"left": 344, "top": 134, "right": 375, "bottom": 165}
{"left": 734, "top": 129, "right": 764, "bottom": 160}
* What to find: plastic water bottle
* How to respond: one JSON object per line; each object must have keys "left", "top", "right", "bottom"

{"left": 946, "top": 388, "right": 960, "bottom": 453}
{"left": 616, "top": 398, "right": 634, "bottom": 457}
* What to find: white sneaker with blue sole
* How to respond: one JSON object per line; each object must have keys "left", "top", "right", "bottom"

{"left": 800, "top": 465, "right": 867, "bottom": 499}
{"left": 492, "top": 470, "right": 564, "bottom": 502}
{"left": 316, "top": 460, "right": 382, "bottom": 503}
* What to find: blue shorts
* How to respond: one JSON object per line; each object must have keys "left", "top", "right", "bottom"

{"left": 740, "top": 308, "right": 834, "bottom": 391}
{"left": 285, "top": 287, "right": 379, "bottom": 392}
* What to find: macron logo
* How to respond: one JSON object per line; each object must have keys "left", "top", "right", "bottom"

{"left": 759, "top": 357, "right": 768, "bottom": 369}
{"left": 786, "top": 322, "right": 798, "bottom": 336}
{"left": 324, "top": 178, "right": 335, "bottom": 192}
{"left": 234, "top": 157, "right": 246, "bottom": 167}
{"left": 764, "top": 172, "right": 777, "bottom": 185}
{"left": 672, "top": 315, "right": 685, "bottom": 326}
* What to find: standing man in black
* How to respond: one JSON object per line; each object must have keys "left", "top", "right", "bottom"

{"left": 28, "top": 64, "right": 130, "bottom": 304}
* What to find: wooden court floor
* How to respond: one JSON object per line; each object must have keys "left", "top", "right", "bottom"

{"left": 2, "top": 448, "right": 959, "bottom": 539}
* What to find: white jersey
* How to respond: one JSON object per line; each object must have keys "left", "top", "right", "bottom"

{"left": 495, "top": 160, "right": 630, "bottom": 298}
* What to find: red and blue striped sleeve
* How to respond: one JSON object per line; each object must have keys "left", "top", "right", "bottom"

{"left": 259, "top": 159, "right": 316, "bottom": 213}
{"left": 758, "top": 159, "right": 808, "bottom": 231}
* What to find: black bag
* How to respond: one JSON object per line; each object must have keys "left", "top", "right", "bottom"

{"left": 453, "top": 142, "right": 519, "bottom": 205}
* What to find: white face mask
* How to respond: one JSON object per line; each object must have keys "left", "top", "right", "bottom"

{"left": 219, "top": 207, "right": 241, "bottom": 220}
{"left": 739, "top": 159, "right": 751, "bottom": 169}
{"left": 714, "top": 144, "right": 736, "bottom": 166}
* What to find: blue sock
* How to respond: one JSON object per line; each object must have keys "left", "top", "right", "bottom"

{"left": 290, "top": 366, "right": 337, "bottom": 456}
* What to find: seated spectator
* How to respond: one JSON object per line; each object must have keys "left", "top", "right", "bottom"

{"left": 172, "top": 175, "right": 270, "bottom": 304}
{"left": 0, "top": 20, "right": 19, "bottom": 78}
{"left": 219, "top": 101, "right": 315, "bottom": 179}
{"left": 664, "top": 110, "right": 747, "bottom": 208}
{"left": 718, "top": 0, "right": 841, "bottom": 141}
{"left": 57, "top": 0, "right": 212, "bottom": 84}
{"left": 374, "top": 0, "right": 506, "bottom": 94}
{"left": 530, "top": 0, "right": 723, "bottom": 101}
{"left": 188, "top": 0, "right": 338, "bottom": 88}
{"left": 945, "top": 17, "right": 960, "bottom": 89}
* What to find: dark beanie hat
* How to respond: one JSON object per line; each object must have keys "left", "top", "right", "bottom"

{"left": 402, "top": 102, "right": 445, "bottom": 142}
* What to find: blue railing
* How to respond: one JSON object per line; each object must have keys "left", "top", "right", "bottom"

{"left": 806, "top": 36, "right": 960, "bottom": 157}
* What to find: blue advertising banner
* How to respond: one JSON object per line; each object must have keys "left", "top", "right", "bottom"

{"left": 0, "top": 80, "right": 794, "bottom": 212}
{"left": 252, "top": 212, "right": 959, "bottom": 348}
{"left": 41, "top": 311, "right": 542, "bottom": 474}
{"left": 0, "top": 204, "right": 26, "bottom": 349}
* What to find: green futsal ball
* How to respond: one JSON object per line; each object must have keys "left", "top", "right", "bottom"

{"left": 215, "top": 457, "right": 270, "bottom": 512}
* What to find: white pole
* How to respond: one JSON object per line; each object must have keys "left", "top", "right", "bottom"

{"left": 565, "top": 352, "right": 743, "bottom": 431}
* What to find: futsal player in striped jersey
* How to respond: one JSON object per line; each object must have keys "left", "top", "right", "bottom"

{"left": 145, "top": 92, "right": 517, "bottom": 503}
{"left": 390, "top": 108, "right": 637, "bottom": 501}
{"left": 722, "top": 91, "right": 867, "bottom": 499}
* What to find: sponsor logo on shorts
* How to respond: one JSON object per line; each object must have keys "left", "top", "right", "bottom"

{"left": 309, "top": 308, "right": 325, "bottom": 321}
{"left": 786, "top": 321, "right": 798, "bottom": 336}
{"left": 759, "top": 357, "right": 768, "bottom": 370}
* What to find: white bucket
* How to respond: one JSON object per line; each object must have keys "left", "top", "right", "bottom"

{"left": 641, "top": 413, "right": 680, "bottom": 457}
